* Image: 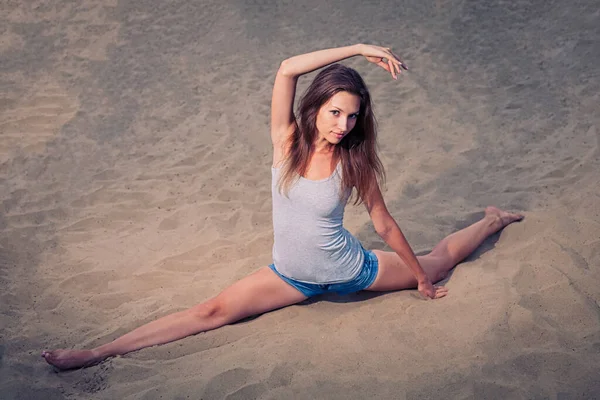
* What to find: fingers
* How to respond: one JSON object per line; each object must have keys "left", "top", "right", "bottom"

{"left": 365, "top": 44, "right": 406, "bottom": 79}
{"left": 377, "top": 60, "right": 392, "bottom": 73}
{"left": 419, "top": 286, "right": 449, "bottom": 300}
{"left": 434, "top": 286, "right": 449, "bottom": 299}
{"left": 387, "top": 58, "right": 397, "bottom": 80}
{"left": 389, "top": 50, "right": 408, "bottom": 70}
{"left": 393, "top": 59, "right": 402, "bottom": 76}
{"left": 383, "top": 52, "right": 404, "bottom": 79}
{"left": 383, "top": 47, "right": 407, "bottom": 74}
{"left": 385, "top": 48, "right": 402, "bottom": 76}
{"left": 383, "top": 47, "right": 407, "bottom": 70}
{"left": 377, "top": 57, "right": 398, "bottom": 80}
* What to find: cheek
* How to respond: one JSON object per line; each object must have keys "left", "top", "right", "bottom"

{"left": 317, "top": 113, "right": 333, "bottom": 128}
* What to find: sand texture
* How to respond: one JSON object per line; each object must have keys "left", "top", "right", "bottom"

{"left": 1, "top": 0, "right": 599, "bottom": 398}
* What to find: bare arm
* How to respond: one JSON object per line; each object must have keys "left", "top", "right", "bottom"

{"left": 270, "top": 44, "right": 405, "bottom": 146}
{"left": 271, "top": 45, "right": 362, "bottom": 145}
{"left": 365, "top": 185, "right": 440, "bottom": 299}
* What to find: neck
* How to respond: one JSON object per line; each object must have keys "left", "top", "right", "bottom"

{"left": 313, "top": 137, "right": 335, "bottom": 154}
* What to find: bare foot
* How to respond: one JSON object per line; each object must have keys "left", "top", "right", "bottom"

{"left": 485, "top": 206, "right": 524, "bottom": 232}
{"left": 41, "top": 349, "right": 103, "bottom": 370}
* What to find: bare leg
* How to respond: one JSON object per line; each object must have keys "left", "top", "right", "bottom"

{"left": 366, "top": 207, "right": 523, "bottom": 292}
{"left": 42, "top": 267, "right": 306, "bottom": 370}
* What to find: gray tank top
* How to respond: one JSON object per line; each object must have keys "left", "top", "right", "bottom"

{"left": 271, "top": 163, "right": 365, "bottom": 283}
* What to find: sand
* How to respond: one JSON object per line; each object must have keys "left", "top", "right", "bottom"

{"left": 1, "top": 0, "right": 599, "bottom": 398}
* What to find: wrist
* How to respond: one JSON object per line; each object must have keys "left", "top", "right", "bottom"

{"left": 354, "top": 43, "right": 365, "bottom": 56}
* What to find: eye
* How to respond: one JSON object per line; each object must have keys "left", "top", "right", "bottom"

{"left": 349, "top": 113, "right": 359, "bottom": 119}
{"left": 330, "top": 110, "right": 340, "bottom": 116}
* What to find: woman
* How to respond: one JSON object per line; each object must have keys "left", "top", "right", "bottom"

{"left": 42, "top": 44, "right": 523, "bottom": 370}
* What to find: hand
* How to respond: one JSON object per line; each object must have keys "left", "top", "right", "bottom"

{"left": 359, "top": 44, "right": 408, "bottom": 80}
{"left": 417, "top": 277, "right": 448, "bottom": 300}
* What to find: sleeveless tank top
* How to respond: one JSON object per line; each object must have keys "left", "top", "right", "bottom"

{"left": 271, "top": 163, "right": 365, "bottom": 284}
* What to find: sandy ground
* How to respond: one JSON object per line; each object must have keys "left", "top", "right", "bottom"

{"left": 1, "top": 0, "right": 599, "bottom": 399}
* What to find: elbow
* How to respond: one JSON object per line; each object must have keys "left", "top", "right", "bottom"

{"left": 278, "top": 59, "right": 296, "bottom": 78}
{"left": 375, "top": 224, "right": 393, "bottom": 240}
{"left": 373, "top": 212, "right": 396, "bottom": 239}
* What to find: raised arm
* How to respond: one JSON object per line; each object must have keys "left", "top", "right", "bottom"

{"left": 270, "top": 44, "right": 406, "bottom": 147}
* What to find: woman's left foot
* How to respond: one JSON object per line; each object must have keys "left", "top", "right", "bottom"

{"left": 485, "top": 206, "right": 524, "bottom": 232}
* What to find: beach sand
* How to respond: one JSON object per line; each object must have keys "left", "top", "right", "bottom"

{"left": 1, "top": 0, "right": 599, "bottom": 398}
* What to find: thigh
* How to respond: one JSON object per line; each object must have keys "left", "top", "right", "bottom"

{"left": 214, "top": 267, "right": 308, "bottom": 322}
{"left": 365, "top": 251, "right": 448, "bottom": 292}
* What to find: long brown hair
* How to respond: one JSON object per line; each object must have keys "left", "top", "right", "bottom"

{"left": 278, "top": 63, "right": 385, "bottom": 205}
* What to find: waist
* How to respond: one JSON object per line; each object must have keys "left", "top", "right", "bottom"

{"left": 272, "top": 228, "right": 365, "bottom": 284}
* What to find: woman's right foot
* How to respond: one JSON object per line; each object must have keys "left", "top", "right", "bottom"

{"left": 41, "top": 349, "right": 103, "bottom": 370}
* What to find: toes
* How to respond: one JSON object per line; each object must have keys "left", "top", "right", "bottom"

{"left": 508, "top": 213, "right": 524, "bottom": 222}
{"left": 42, "top": 351, "right": 55, "bottom": 363}
{"left": 501, "top": 213, "right": 524, "bottom": 226}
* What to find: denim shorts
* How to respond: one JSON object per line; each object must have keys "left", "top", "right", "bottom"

{"left": 269, "top": 248, "right": 379, "bottom": 297}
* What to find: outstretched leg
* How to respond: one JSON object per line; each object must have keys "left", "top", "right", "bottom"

{"left": 366, "top": 207, "right": 523, "bottom": 292}
{"left": 42, "top": 267, "right": 307, "bottom": 370}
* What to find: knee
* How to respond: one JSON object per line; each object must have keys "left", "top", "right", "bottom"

{"left": 422, "top": 254, "right": 453, "bottom": 283}
{"left": 428, "top": 247, "right": 459, "bottom": 270}
{"left": 432, "top": 269, "right": 448, "bottom": 284}
{"left": 189, "top": 298, "right": 228, "bottom": 322}
{"left": 428, "top": 245, "right": 449, "bottom": 260}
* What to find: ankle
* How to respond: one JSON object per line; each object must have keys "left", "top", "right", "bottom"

{"left": 485, "top": 214, "right": 502, "bottom": 232}
{"left": 91, "top": 346, "right": 112, "bottom": 361}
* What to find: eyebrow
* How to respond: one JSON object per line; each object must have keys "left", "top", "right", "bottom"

{"left": 331, "top": 105, "right": 360, "bottom": 114}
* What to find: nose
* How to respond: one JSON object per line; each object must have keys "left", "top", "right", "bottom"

{"left": 338, "top": 117, "right": 348, "bottom": 132}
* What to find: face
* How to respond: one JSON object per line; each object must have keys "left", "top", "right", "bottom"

{"left": 315, "top": 91, "right": 361, "bottom": 145}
